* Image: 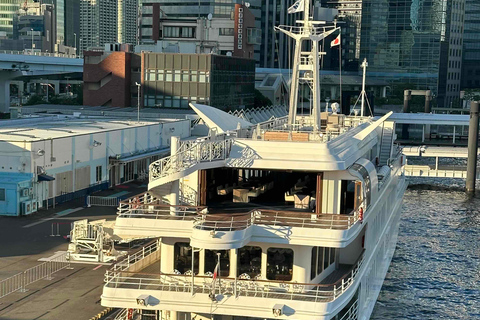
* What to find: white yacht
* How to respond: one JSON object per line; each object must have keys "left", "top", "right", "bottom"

{"left": 101, "top": 2, "right": 407, "bottom": 320}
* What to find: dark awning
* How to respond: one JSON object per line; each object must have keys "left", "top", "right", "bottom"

{"left": 38, "top": 174, "right": 55, "bottom": 182}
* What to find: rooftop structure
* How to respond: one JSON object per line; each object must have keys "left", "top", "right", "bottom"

{"left": 0, "top": 115, "right": 190, "bottom": 216}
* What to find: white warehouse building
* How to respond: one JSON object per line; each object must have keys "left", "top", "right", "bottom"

{"left": 0, "top": 115, "right": 190, "bottom": 216}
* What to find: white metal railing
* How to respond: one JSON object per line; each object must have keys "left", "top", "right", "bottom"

{"left": 87, "top": 196, "right": 121, "bottom": 207}
{"left": 179, "top": 182, "right": 198, "bottom": 206}
{"left": 114, "top": 308, "right": 138, "bottom": 320}
{"left": 339, "top": 299, "right": 359, "bottom": 320}
{"left": 193, "top": 208, "right": 362, "bottom": 232}
{"left": 0, "top": 50, "right": 79, "bottom": 59}
{"left": 112, "top": 240, "right": 160, "bottom": 272}
{"left": 149, "top": 138, "right": 234, "bottom": 183}
{"left": 0, "top": 253, "right": 71, "bottom": 299}
{"left": 105, "top": 251, "right": 364, "bottom": 302}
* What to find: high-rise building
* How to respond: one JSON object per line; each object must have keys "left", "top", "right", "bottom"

{"left": 118, "top": 0, "right": 138, "bottom": 44}
{"left": 461, "top": 0, "right": 480, "bottom": 89}
{"left": 64, "top": 0, "right": 79, "bottom": 49}
{"left": 79, "top": 0, "right": 117, "bottom": 51}
{"left": 319, "top": 0, "right": 362, "bottom": 71}
{"left": 358, "top": 0, "right": 465, "bottom": 108}
{"left": 0, "top": 0, "right": 23, "bottom": 38}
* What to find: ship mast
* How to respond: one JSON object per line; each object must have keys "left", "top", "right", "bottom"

{"left": 275, "top": 0, "right": 339, "bottom": 131}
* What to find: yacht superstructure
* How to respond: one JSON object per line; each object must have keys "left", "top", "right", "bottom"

{"left": 100, "top": 2, "right": 407, "bottom": 320}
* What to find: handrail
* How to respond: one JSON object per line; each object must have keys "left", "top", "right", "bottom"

{"left": 149, "top": 138, "right": 234, "bottom": 183}
{"left": 193, "top": 207, "right": 362, "bottom": 231}
{"left": 111, "top": 239, "right": 160, "bottom": 272}
{"left": 104, "top": 251, "right": 365, "bottom": 301}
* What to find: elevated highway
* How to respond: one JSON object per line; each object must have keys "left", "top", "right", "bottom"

{"left": 0, "top": 51, "right": 83, "bottom": 113}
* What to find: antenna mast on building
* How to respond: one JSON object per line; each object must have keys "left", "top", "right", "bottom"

{"left": 274, "top": 0, "right": 339, "bottom": 131}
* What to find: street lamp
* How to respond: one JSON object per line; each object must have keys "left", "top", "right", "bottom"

{"left": 40, "top": 82, "right": 54, "bottom": 103}
{"left": 135, "top": 82, "right": 141, "bottom": 122}
{"left": 30, "top": 28, "right": 34, "bottom": 53}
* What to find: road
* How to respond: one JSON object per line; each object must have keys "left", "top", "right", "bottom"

{"left": 0, "top": 182, "right": 147, "bottom": 320}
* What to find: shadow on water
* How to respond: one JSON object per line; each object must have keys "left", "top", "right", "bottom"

{"left": 371, "top": 178, "right": 480, "bottom": 319}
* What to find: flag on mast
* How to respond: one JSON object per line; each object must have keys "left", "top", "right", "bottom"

{"left": 331, "top": 34, "right": 341, "bottom": 47}
{"left": 288, "top": 0, "right": 305, "bottom": 14}
{"left": 212, "top": 261, "right": 220, "bottom": 280}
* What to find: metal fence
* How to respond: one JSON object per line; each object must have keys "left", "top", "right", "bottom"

{"left": 0, "top": 253, "right": 71, "bottom": 299}
{"left": 87, "top": 196, "right": 121, "bottom": 207}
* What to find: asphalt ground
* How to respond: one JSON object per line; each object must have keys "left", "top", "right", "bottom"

{"left": 0, "top": 182, "right": 148, "bottom": 320}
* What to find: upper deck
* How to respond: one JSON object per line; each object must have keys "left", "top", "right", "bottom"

{"left": 148, "top": 110, "right": 393, "bottom": 189}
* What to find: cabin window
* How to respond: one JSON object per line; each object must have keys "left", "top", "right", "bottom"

{"left": 267, "top": 248, "right": 293, "bottom": 281}
{"left": 350, "top": 163, "right": 371, "bottom": 208}
{"left": 311, "top": 247, "right": 336, "bottom": 279}
{"left": 174, "top": 243, "right": 199, "bottom": 274}
{"left": 204, "top": 250, "right": 230, "bottom": 277}
{"left": 237, "top": 246, "right": 262, "bottom": 278}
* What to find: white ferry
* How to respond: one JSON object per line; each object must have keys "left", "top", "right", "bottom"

{"left": 100, "top": 1, "right": 407, "bottom": 319}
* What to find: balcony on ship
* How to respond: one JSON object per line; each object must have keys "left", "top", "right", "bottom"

{"left": 115, "top": 164, "right": 368, "bottom": 246}
{"left": 102, "top": 238, "right": 365, "bottom": 319}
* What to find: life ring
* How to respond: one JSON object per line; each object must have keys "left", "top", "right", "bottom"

{"left": 359, "top": 207, "right": 364, "bottom": 223}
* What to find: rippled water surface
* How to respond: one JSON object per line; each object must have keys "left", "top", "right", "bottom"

{"left": 371, "top": 180, "right": 480, "bottom": 319}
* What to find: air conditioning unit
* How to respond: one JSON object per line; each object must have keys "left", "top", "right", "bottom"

{"left": 29, "top": 187, "right": 33, "bottom": 196}
{"left": 21, "top": 188, "right": 29, "bottom": 197}
{"left": 21, "top": 201, "right": 32, "bottom": 215}
{"left": 31, "top": 201, "right": 38, "bottom": 212}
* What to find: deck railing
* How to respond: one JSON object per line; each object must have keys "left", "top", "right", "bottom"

{"left": 193, "top": 208, "right": 362, "bottom": 232}
{"left": 149, "top": 138, "right": 234, "bottom": 183}
{"left": 118, "top": 203, "right": 362, "bottom": 231}
{"left": 112, "top": 240, "right": 160, "bottom": 272}
{"left": 105, "top": 251, "right": 364, "bottom": 303}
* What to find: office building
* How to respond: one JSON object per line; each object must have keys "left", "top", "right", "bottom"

{"left": 0, "top": 2, "right": 57, "bottom": 52}
{"left": 83, "top": 49, "right": 255, "bottom": 110}
{"left": 0, "top": 0, "right": 22, "bottom": 38}
{"left": 118, "top": 0, "right": 138, "bottom": 44}
{"left": 138, "top": 3, "right": 258, "bottom": 59}
{"left": 461, "top": 0, "right": 480, "bottom": 89}
{"left": 64, "top": 0, "right": 79, "bottom": 49}
{"left": 0, "top": 115, "right": 190, "bottom": 216}
{"left": 79, "top": 0, "right": 117, "bottom": 51}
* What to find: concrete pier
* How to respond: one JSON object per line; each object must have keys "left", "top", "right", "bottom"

{"left": 466, "top": 102, "right": 479, "bottom": 193}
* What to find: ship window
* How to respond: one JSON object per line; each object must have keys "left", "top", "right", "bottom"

{"left": 174, "top": 243, "right": 199, "bottom": 274}
{"left": 267, "top": 248, "right": 293, "bottom": 281}
{"left": 205, "top": 250, "right": 230, "bottom": 277}
{"left": 317, "top": 247, "right": 324, "bottom": 274}
{"left": 237, "top": 246, "right": 262, "bottom": 278}
{"left": 350, "top": 163, "right": 371, "bottom": 208}
{"left": 311, "top": 247, "right": 334, "bottom": 279}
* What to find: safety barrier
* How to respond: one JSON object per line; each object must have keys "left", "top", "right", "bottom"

{"left": 87, "top": 196, "right": 121, "bottom": 207}
{"left": 0, "top": 252, "right": 72, "bottom": 299}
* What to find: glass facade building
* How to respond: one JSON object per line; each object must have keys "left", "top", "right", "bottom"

{"left": 142, "top": 53, "right": 255, "bottom": 109}
{"left": 360, "top": 0, "right": 464, "bottom": 108}
{"left": 0, "top": 0, "right": 22, "bottom": 38}
{"left": 461, "top": 0, "right": 480, "bottom": 89}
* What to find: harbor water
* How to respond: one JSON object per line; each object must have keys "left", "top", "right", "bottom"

{"left": 371, "top": 179, "right": 480, "bottom": 319}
